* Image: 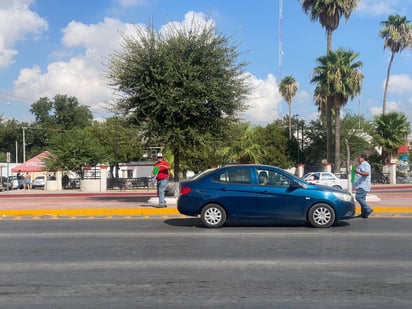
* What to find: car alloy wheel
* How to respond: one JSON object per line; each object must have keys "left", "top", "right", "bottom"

{"left": 308, "top": 203, "right": 336, "bottom": 228}
{"left": 201, "top": 203, "right": 227, "bottom": 228}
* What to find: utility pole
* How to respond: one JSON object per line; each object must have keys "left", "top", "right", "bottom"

{"left": 22, "top": 127, "right": 26, "bottom": 163}
{"left": 278, "top": 0, "right": 283, "bottom": 81}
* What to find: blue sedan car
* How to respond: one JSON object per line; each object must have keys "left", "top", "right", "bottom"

{"left": 177, "top": 164, "right": 355, "bottom": 228}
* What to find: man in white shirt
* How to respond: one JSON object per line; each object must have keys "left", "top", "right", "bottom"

{"left": 353, "top": 154, "right": 373, "bottom": 218}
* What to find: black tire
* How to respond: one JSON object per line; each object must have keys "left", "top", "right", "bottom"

{"left": 332, "top": 185, "right": 342, "bottom": 190}
{"left": 201, "top": 204, "right": 227, "bottom": 228}
{"left": 308, "top": 203, "right": 336, "bottom": 228}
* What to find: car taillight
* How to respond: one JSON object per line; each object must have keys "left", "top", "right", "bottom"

{"left": 180, "top": 187, "right": 192, "bottom": 195}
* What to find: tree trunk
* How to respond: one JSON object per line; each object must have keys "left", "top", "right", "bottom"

{"left": 288, "top": 102, "right": 292, "bottom": 139}
{"left": 383, "top": 52, "right": 395, "bottom": 115}
{"left": 326, "top": 96, "right": 333, "bottom": 164}
{"left": 326, "top": 30, "right": 333, "bottom": 165}
{"left": 334, "top": 105, "right": 341, "bottom": 173}
{"left": 327, "top": 29, "right": 333, "bottom": 51}
{"left": 173, "top": 148, "right": 180, "bottom": 182}
{"left": 345, "top": 139, "right": 352, "bottom": 192}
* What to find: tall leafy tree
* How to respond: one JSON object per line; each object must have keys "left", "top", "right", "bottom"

{"left": 304, "top": 111, "right": 373, "bottom": 166}
{"left": 0, "top": 117, "right": 22, "bottom": 162}
{"left": 88, "top": 118, "right": 144, "bottom": 178}
{"left": 379, "top": 14, "right": 412, "bottom": 114}
{"left": 29, "top": 94, "right": 94, "bottom": 155}
{"left": 255, "top": 122, "right": 296, "bottom": 168}
{"left": 300, "top": 0, "right": 360, "bottom": 163}
{"left": 107, "top": 18, "right": 249, "bottom": 181}
{"left": 303, "top": 119, "right": 327, "bottom": 165}
{"left": 47, "top": 128, "right": 107, "bottom": 173}
{"left": 312, "top": 49, "right": 363, "bottom": 172}
{"left": 30, "top": 95, "right": 93, "bottom": 131}
{"left": 279, "top": 75, "right": 298, "bottom": 138}
{"left": 373, "top": 112, "right": 410, "bottom": 162}
{"left": 229, "top": 124, "right": 264, "bottom": 164}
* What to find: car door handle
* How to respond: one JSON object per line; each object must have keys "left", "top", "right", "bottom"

{"left": 219, "top": 187, "right": 229, "bottom": 191}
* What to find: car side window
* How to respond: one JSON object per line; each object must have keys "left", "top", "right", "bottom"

{"left": 257, "top": 170, "right": 269, "bottom": 185}
{"left": 257, "top": 169, "right": 291, "bottom": 187}
{"left": 323, "top": 173, "right": 335, "bottom": 181}
{"left": 213, "top": 167, "right": 251, "bottom": 184}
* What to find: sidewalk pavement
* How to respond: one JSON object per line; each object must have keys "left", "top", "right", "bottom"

{"left": 1, "top": 184, "right": 412, "bottom": 218}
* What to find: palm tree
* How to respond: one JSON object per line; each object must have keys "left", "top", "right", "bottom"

{"left": 301, "top": 0, "right": 360, "bottom": 52}
{"left": 226, "top": 124, "right": 264, "bottom": 164}
{"left": 300, "top": 0, "right": 360, "bottom": 163}
{"left": 374, "top": 112, "right": 410, "bottom": 162}
{"left": 312, "top": 49, "right": 363, "bottom": 172}
{"left": 279, "top": 76, "right": 298, "bottom": 138}
{"left": 379, "top": 15, "right": 412, "bottom": 115}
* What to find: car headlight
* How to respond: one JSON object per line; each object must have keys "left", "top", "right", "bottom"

{"left": 333, "top": 192, "right": 353, "bottom": 202}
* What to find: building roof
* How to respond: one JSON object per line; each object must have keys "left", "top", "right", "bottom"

{"left": 11, "top": 151, "right": 53, "bottom": 173}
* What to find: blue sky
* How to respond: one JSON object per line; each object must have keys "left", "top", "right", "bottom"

{"left": 1, "top": 0, "right": 412, "bottom": 126}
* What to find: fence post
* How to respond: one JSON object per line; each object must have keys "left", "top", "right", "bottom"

{"left": 100, "top": 165, "right": 108, "bottom": 192}
{"left": 296, "top": 164, "right": 305, "bottom": 178}
{"left": 56, "top": 169, "right": 62, "bottom": 191}
{"left": 322, "top": 163, "right": 332, "bottom": 173}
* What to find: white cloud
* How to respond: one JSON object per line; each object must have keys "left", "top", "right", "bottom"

{"left": 369, "top": 106, "right": 382, "bottom": 116}
{"left": 387, "top": 101, "right": 399, "bottom": 112}
{"left": 388, "top": 74, "right": 412, "bottom": 95}
{"left": 356, "top": 0, "right": 407, "bottom": 17}
{"left": 116, "top": 0, "right": 147, "bottom": 7}
{"left": 370, "top": 100, "right": 399, "bottom": 116}
{"left": 160, "top": 11, "right": 215, "bottom": 37}
{"left": 61, "top": 17, "right": 138, "bottom": 67}
{"left": 11, "top": 17, "right": 141, "bottom": 118}
{"left": 13, "top": 57, "right": 114, "bottom": 117}
{"left": 241, "top": 73, "right": 282, "bottom": 125}
{"left": 10, "top": 11, "right": 284, "bottom": 124}
{"left": 0, "top": 0, "right": 48, "bottom": 67}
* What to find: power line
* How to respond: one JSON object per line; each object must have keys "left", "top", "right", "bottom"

{"left": 0, "top": 92, "right": 34, "bottom": 102}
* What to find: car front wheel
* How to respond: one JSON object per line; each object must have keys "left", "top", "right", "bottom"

{"left": 308, "top": 203, "right": 336, "bottom": 228}
{"left": 201, "top": 204, "right": 227, "bottom": 228}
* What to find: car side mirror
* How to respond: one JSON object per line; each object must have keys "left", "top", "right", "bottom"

{"left": 289, "top": 180, "right": 301, "bottom": 189}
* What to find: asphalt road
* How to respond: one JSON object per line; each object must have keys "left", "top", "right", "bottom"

{"left": 0, "top": 218, "right": 411, "bottom": 308}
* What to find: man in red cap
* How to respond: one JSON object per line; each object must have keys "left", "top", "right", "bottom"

{"left": 152, "top": 153, "right": 171, "bottom": 208}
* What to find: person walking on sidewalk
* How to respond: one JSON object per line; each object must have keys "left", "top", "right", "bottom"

{"left": 354, "top": 153, "right": 373, "bottom": 218}
{"left": 24, "top": 172, "right": 31, "bottom": 190}
{"left": 17, "top": 171, "right": 24, "bottom": 190}
{"left": 152, "top": 153, "right": 171, "bottom": 208}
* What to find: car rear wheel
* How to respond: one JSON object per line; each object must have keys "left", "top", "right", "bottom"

{"left": 201, "top": 204, "right": 227, "bottom": 228}
{"left": 332, "top": 185, "right": 342, "bottom": 190}
{"left": 308, "top": 203, "right": 335, "bottom": 228}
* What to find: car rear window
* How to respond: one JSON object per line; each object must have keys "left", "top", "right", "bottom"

{"left": 213, "top": 167, "right": 251, "bottom": 184}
